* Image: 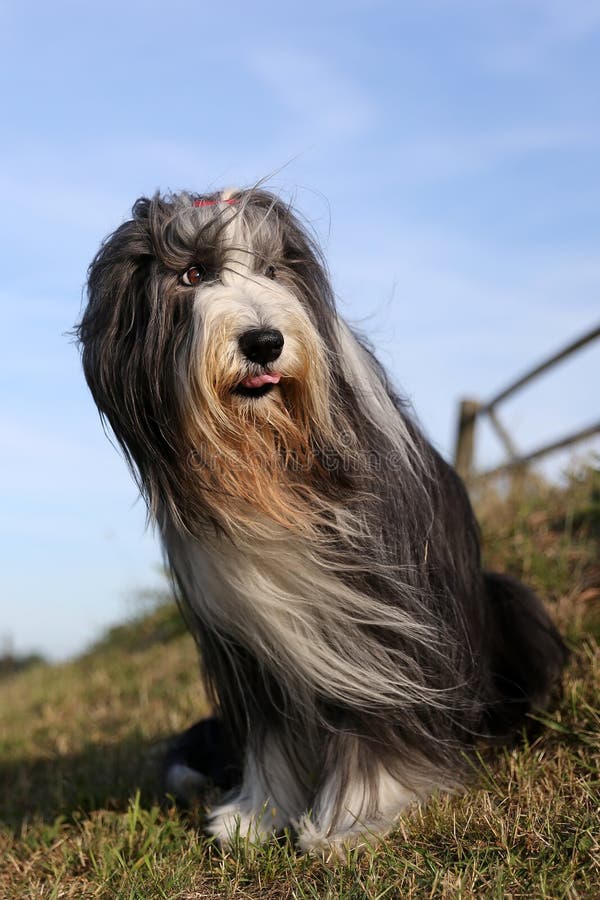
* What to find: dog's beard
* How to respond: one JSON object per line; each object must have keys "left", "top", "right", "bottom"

{"left": 177, "top": 290, "right": 354, "bottom": 538}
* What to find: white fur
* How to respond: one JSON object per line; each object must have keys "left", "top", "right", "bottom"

{"left": 204, "top": 729, "right": 425, "bottom": 853}
{"left": 165, "top": 526, "right": 446, "bottom": 712}
{"left": 335, "top": 318, "right": 423, "bottom": 470}
{"left": 164, "top": 518, "right": 453, "bottom": 852}
{"left": 296, "top": 739, "right": 420, "bottom": 854}
{"left": 206, "top": 735, "right": 307, "bottom": 843}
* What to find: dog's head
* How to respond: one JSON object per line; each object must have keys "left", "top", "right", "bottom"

{"left": 77, "top": 189, "right": 353, "bottom": 533}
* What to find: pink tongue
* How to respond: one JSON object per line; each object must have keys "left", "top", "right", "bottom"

{"left": 241, "top": 372, "right": 281, "bottom": 389}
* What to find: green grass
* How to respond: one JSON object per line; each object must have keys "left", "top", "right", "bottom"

{"left": 1, "top": 467, "right": 599, "bottom": 898}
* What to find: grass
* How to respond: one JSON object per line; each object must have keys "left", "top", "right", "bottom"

{"left": 1, "top": 466, "right": 599, "bottom": 898}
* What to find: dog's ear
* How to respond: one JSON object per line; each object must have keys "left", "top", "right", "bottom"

{"left": 77, "top": 216, "right": 153, "bottom": 426}
{"left": 76, "top": 197, "right": 208, "bottom": 530}
{"left": 77, "top": 206, "right": 185, "bottom": 495}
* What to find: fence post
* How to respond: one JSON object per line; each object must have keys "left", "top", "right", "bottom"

{"left": 454, "top": 399, "right": 479, "bottom": 482}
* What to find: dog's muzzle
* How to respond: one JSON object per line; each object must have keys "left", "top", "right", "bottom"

{"left": 234, "top": 328, "right": 284, "bottom": 397}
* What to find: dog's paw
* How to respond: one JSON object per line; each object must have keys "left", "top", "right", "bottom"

{"left": 206, "top": 799, "right": 283, "bottom": 846}
{"left": 164, "top": 762, "right": 208, "bottom": 806}
{"left": 295, "top": 814, "right": 386, "bottom": 859}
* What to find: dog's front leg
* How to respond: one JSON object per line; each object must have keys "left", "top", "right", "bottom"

{"left": 296, "top": 733, "right": 421, "bottom": 855}
{"left": 206, "top": 732, "right": 307, "bottom": 845}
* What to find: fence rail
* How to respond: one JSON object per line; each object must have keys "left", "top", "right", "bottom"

{"left": 454, "top": 322, "right": 600, "bottom": 481}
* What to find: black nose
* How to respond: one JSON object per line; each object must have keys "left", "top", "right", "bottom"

{"left": 238, "top": 328, "right": 284, "bottom": 365}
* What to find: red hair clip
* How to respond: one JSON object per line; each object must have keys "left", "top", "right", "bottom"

{"left": 193, "top": 198, "right": 239, "bottom": 207}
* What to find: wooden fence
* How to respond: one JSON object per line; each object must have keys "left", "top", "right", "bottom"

{"left": 454, "top": 323, "right": 600, "bottom": 481}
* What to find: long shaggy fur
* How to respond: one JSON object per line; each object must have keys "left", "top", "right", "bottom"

{"left": 77, "top": 187, "right": 568, "bottom": 852}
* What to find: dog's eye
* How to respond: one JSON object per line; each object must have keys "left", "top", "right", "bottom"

{"left": 180, "top": 264, "right": 206, "bottom": 286}
{"left": 265, "top": 265, "right": 276, "bottom": 280}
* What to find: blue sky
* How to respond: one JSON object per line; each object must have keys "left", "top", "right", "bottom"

{"left": 1, "top": 0, "right": 599, "bottom": 661}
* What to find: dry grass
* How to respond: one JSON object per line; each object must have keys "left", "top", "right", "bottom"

{"left": 1, "top": 466, "right": 599, "bottom": 898}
